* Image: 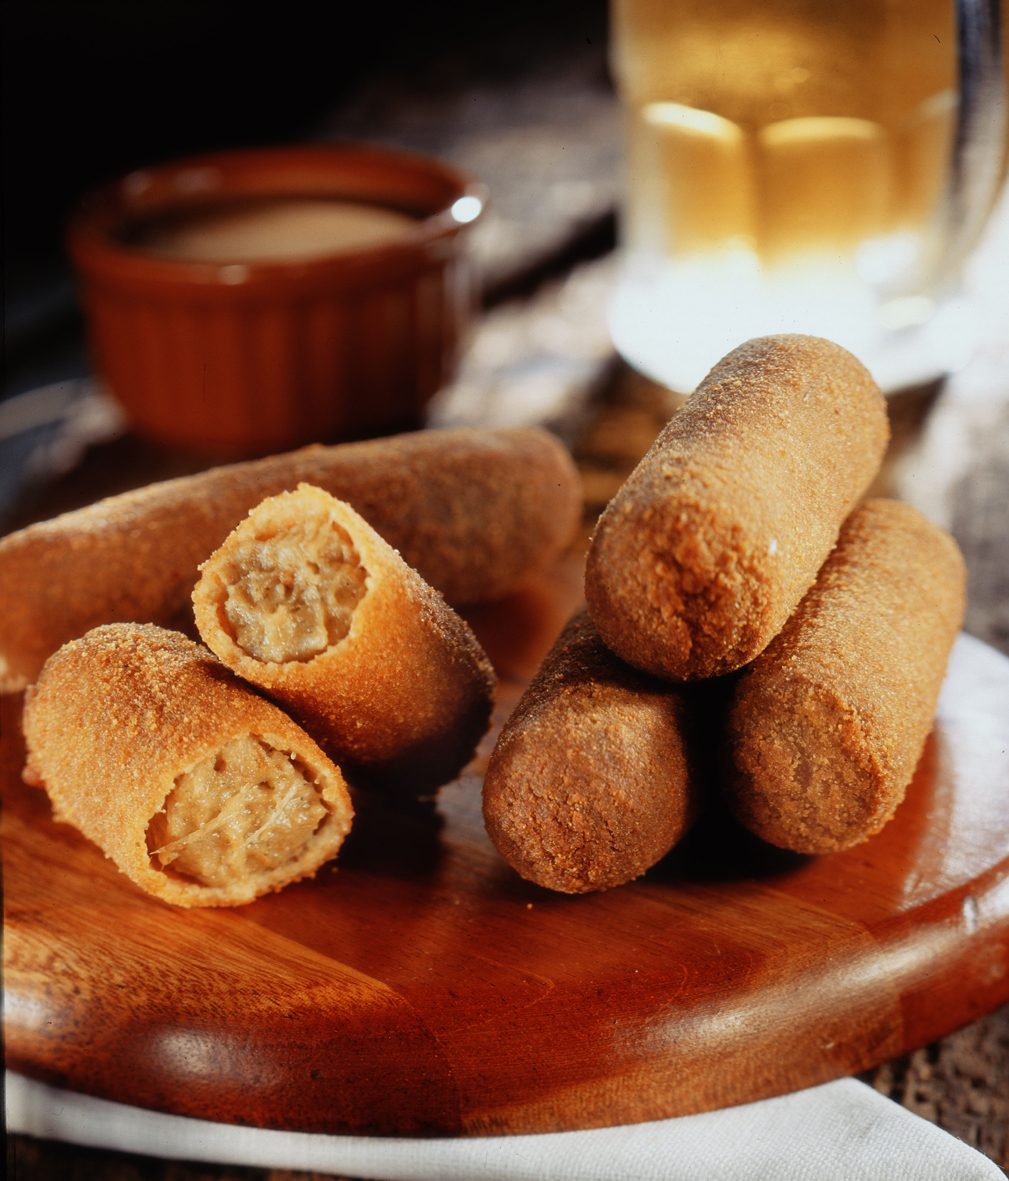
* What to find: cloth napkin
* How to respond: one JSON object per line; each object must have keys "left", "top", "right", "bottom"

{"left": 7, "top": 1070, "right": 1002, "bottom": 1180}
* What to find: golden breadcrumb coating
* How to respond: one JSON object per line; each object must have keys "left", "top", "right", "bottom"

{"left": 585, "top": 335, "right": 888, "bottom": 681}
{"left": 21, "top": 624, "right": 354, "bottom": 907}
{"left": 0, "top": 427, "right": 581, "bottom": 690}
{"left": 193, "top": 484, "right": 496, "bottom": 794}
{"left": 723, "top": 499, "right": 966, "bottom": 854}
{"left": 483, "top": 607, "right": 699, "bottom": 892}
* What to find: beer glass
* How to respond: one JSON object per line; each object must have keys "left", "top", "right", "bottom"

{"left": 608, "top": 0, "right": 1008, "bottom": 392}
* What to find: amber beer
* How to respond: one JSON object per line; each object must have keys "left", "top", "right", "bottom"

{"left": 608, "top": 0, "right": 1003, "bottom": 392}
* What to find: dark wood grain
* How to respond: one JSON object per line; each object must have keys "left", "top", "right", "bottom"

{"left": 3, "top": 558, "right": 1009, "bottom": 1139}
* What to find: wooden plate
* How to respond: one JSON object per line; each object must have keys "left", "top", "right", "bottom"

{"left": 4, "top": 560, "right": 1009, "bottom": 1138}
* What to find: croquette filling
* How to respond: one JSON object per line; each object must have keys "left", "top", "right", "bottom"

{"left": 222, "top": 517, "right": 368, "bottom": 663}
{"left": 146, "top": 735, "right": 329, "bottom": 887}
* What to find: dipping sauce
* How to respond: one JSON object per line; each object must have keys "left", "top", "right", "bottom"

{"left": 131, "top": 197, "right": 419, "bottom": 263}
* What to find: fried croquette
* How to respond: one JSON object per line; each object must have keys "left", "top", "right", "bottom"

{"left": 193, "top": 484, "right": 496, "bottom": 794}
{"left": 585, "top": 335, "right": 889, "bottom": 682}
{"left": 0, "top": 427, "right": 582, "bottom": 691}
{"left": 482, "top": 607, "right": 699, "bottom": 892}
{"left": 722, "top": 499, "right": 966, "bottom": 854}
{"left": 21, "top": 624, "right": 354, "bottom": 907}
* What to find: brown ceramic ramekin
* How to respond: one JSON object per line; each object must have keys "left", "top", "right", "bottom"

{"left": 67, "top": 144, "right": 487, "bottom": 453}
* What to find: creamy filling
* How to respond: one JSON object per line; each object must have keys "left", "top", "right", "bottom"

{"left": 222, "top": 518, "right": 368, "bottom": 663}
{"left": 147, "top": 735, "right": 329, "bottom": 887}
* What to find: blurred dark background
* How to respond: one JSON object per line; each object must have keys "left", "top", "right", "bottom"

{"left": 2, "top": 0, "right": 610, "bottom": 398}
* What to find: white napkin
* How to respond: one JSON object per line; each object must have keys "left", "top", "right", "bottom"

{"left": 7, "top": 1071, "right": 1001, "bottom": 1180}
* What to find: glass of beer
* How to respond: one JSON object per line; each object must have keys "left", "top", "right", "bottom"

{"left": 608, "top": 0, "right": 1008, "bottom": 392}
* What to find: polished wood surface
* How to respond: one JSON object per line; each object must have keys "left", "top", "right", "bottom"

{"left": 3, "top": 555, "right": 1009, "bottom": 1139}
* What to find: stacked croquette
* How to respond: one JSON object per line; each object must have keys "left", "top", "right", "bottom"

{"left": 483, "top": 335, "right": 966, "bottom": 887}
{"left": 723, "top": 497, "right": 965, "bottom": 854}
{"left": 482, "top": 607, "right": 698, "bottom": 894}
